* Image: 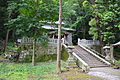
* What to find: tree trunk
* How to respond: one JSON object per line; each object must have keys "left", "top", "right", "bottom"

{"left": 3, "top": 7, "right": 12, "bottom": 52}
{"left": 3, "top": 29, "right": 10, "bottom": 52}
{"left": 57, "top": 0, "right": 62, "bottom": 73}
{"left": 12, "top": 29, "right": 15, "bottom": 42}
{"left": 32, "top": 39, "right": 35, "bottom": 66}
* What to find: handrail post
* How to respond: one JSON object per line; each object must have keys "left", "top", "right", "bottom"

{"left": 78, "top": 38, "right": 80, "bottom": 45}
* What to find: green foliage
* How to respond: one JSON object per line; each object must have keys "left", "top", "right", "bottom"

{"left": 1, "top": 0, "right": 120, "bottom": 45}
{"left": 0, "top": 62, "right": 60, "bottom": 80}
{"left": 95, "top": 0, "right": 103, "bottom": 3}
{"left": 89, "top": 0, "right": 120, "bottom": 43}
{"left": 7, "top": 46, "right": 19, "bottom": 51}
{"left": 116, "top": 60, "right": 120, "bottom": 64}
{"left": 102, "top": 32, "right": 115, "bottom": 42}
{"left": 102, "top": 11, "right": 116, "bottom": 22}
{"left": 61, "top": 47, "right": 69, "bottom": 61}
{"left": 63, "top": 0, "right": 93, "bottom": 44}
{"left": 62, "top": 0, "right": 77, "bottom": 19}
{"left": 0, "top": 0, "right": 8, "bottom": 39}
{"left": 89, "top": 18, "right": 97, "bottom": 26}
{"left": 89, "top": 27, "right": 98, "bottom": 39}
{"left": 82, "top": 0, "right": 92, "bottom": 8}
{"left": 114, "top": 47, "right": 120, "bottom": 60}
{"left": 5, "top": 0, "right": 58, "bottom": 39}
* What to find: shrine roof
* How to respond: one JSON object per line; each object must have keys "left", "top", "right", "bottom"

{"left": 41, "top": 25, "right": 75, "bottom": 31}
{"left": 39, "top": 21, "right": 65, "bottom": 25}
{"left": 42, "top": 25, "right": 57, "bottom": 30}
{"left": 113, "top": 41, "right": 120, "bottom": 46}
{"left": 103, "top": 46, "right": 110, "bottom": 49}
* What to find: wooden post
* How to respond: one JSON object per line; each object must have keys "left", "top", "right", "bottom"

{"left": 57, "top": 0, "right": 62, "bottom": 73}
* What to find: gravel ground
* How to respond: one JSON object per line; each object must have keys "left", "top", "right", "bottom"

{"left": 87, "top": 67, "right": 120, "bottom": 80}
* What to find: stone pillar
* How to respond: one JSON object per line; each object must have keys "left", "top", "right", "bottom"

{"left": 61, "top": 38, "right": 64, "bottom": 44}
{"left": 67, "top": 33, "right": 72, "bottom": 45}
{"left": 110, "top": 44, "right": 116, "bottom": 63}
{"left": 66, "top": 49, "right": 78, "bottom": 69}
{"left": 78, "top": 38, "right": 80, "bottom": 45}
{"left": 110, "top": 44, "right": 114, "bottom": 59}
{"left": 64, "top": 35, "right": 67, "bottom": 44}
{"left": 52, "top": 35, "right": 55, "bottom": 44}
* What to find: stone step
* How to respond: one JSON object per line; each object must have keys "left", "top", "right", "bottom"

{"left": 73, "top": 46, "right": 108, "bottom": 68}
{"left": 89, "top": 65, "right": 109, "bottom": 68}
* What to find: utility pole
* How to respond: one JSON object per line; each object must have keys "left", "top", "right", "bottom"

{"left": 57, "top": 0, "right": 62, "bottom": 73}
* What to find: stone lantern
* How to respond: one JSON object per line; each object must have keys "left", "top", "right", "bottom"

{"left": 103, "top": 45, "right": 115, "bottom": 63}
{"left": 103, "top": 45, "right": 111, "bottom": 61}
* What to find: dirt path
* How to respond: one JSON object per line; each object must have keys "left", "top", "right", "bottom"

{"left": 59, "top": 68, "right": 104, "bottom": 80}
{"left": 88, "top": 67, "right": 120, "bottom": 80}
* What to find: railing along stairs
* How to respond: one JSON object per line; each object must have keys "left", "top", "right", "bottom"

{"left": 62, "top": 38, "right": 111, "bottom": 72}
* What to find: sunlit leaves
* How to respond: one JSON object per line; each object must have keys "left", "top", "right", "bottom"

{"left": 102, "top": 11, "right": 116, "bottom": 22}
{"left": 88, "top": 0, "right": 120, "bottom": 43}
{"left": 89, "top": 18, "right": 96, "bottom": 26}
{"left": 102, "top": 32, "right": 115, "bottom": 42}
{"left": 82, "top": 1, "right": 89, "bottom": 7}
{"left": 95, "top": 0, "right": 103, "bottom": 3}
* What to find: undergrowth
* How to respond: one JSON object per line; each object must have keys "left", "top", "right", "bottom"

{"left": 0, "top": 62, "right": 60, "bottom": 80}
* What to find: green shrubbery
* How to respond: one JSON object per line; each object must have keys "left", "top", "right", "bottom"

{"left": 114, "top": 47, "right": 120, "bottom": 60}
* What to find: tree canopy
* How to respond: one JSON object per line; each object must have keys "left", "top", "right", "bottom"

{"left": 0, "top": 0, "right": 120, "bottom": 45}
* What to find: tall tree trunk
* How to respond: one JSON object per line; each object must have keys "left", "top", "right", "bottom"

{"left": 3, "top": 29, "right": 10, "bottom": 52}
{"left": 57, "top": 0, "right": 62, "bottom": 73}
{"left": 32, "top": 39, "right": 35, "bottom": 66}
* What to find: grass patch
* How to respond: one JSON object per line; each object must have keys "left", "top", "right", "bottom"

{"left": 0, "top": 56, "right": 9, "bottom": 61}
{"left": 0, "top": 62, "right": 60, "bottom": 80}
{"left": 60, "top": 68, "right": 103, "bottom": 80}
{"left": 0, "top": 61, "right": 104, "bottom": 80}
{"left": 0, "top": 56, "right": 5, "bottom": 61}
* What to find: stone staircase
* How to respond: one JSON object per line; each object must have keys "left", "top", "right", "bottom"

{"left": 73, "top": 46, "right": 109, "bottom": 68}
